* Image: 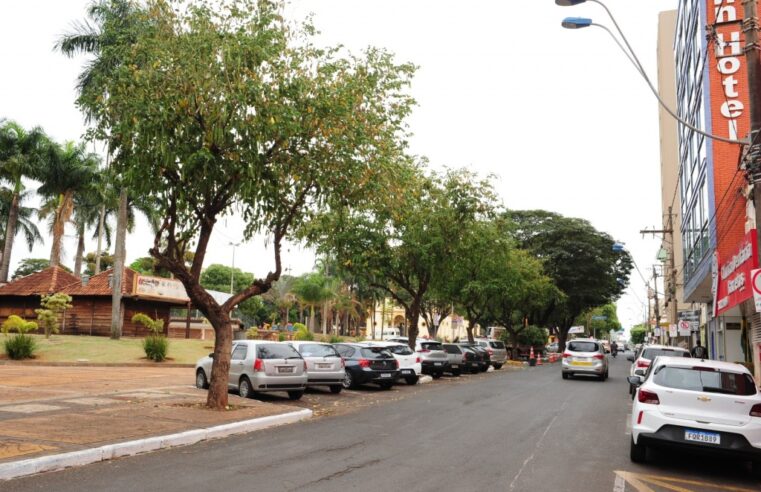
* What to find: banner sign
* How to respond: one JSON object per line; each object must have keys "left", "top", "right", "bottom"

{"left": 568, "top": 326, "right": 584, "bottom": 334}
{"left": 654, "top": 327, "right": 662, "bottom": 337}
{"left": 134, "top": 275, "right": 189, "bottom": 302}
{"left": 716, "top": 229, "right": 758, "bottom": 315}
{"left": 678, "top": 310, "right": 700, "bottom": 335}
{"left": 669, "top": 324, "right": 678, "bottom": 337}
{"left": 752, "top": 269, "right": 761, "bottom": 313}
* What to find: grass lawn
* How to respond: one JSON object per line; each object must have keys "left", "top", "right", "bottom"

{"left": 1, "top": 334, "right": 215, "bottom": 364}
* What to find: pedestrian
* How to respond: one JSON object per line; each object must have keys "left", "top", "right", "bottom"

{"left": 691, "top": 340, "right": 707, "bottom": 359}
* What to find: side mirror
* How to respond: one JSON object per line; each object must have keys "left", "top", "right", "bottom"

{"left": 634, "top": 369, "right": 645, "bottom": 376}
{"left": 605, "top": 349, "right": 611, "bottom": 354}
{"left": 208, "top": 353, "right": 215, "bottom": 358}
{"left": 627, "top": 375, "right": 643, "bottom": 386}
{"left": 626, "top": 354, "right": 635, "bottom": 362}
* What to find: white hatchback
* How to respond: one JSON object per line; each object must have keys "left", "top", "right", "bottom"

{"left": 629, "top": 356, "right": 761, "bottom": 473}
{"left": 360, "top": 341, "right": 422, "bottom": 385}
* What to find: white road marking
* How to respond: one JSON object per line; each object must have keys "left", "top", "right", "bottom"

{"left": 613, "top": 473, "right": 626, "bottom": 492}
{"left": 508, "top": 395, "right": 571, "bottom": 490}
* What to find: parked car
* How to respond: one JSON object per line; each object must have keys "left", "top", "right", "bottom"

{"left": 388, "top": 337, "right": 450, "bottom": 378}
{"left": 546, "top": 342, "right": 560, "bottom": 353}
{"left": 195, "top": 340, "right": 307, "bottom": 400}
{"left": 289, "top": 341, "right": 345, "bottom": 394}
{"left": 628, "top": 344, "right": 691, "bottom": 396}
{"left": 473, "top": 338, "right": 508, "bottom": 369}
{"left": 628, "top": 356, "right": 761, "bottom": 473}
{"left": 561, "top": 338, "right": 608, "bottom": 381}
{"left": 441, "top": 343, "right": 465, "bottom": 376}
{"left": 456, "top": 342, "right": 491, "bottom": 372}
{"left": 360, "top": 341, "right": 421, "bottom": 385}
{"left": 334, "top": 343, "right": 399, "bottom": 390}
{"left": 458, "top": 346, "right": 482, "bottom": 374}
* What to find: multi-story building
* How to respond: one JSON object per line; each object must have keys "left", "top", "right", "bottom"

{"left": 667, "top": 0, "right": 758, "bottom": 375}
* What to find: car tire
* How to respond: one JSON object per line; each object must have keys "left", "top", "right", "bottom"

{"left": 751, "top": 459, "right": 761, "bottom": 478}
{"left": 452, "top": 368, "right": 461, "bottom": 377}
{"left": 342, "top": 370, "right": 355, "bottom": 389}
{"left": 493, "top": 364, "right": 503, "bottom": 370}
{"left": 405, "top": 375, "right": 419, "bottom": 385}
{"left": 238, "top": 376, "right": 254, "bottom": 399}
{"left": 379, "top": 382, "right": 393, "bottom": 390}
{"left": 630, "top": 437, "right": 647, "bottom": 463}
{"left": 329, "top": 385, "right": 342, "bottom": 394}
{"left": 562, "top": 372, "right": 569, "bottom": 380}
{"left": 432, "top": 371, "right": 443, "bottom": 379}
{"left": 470, "top": 367, "right": 480, "bottom": 374}
{"left": 287, "top": 390, "right": 304, "bottom": 400}
{"left": 604, "top": 370, "right": 609, "bottom": 381}
{"left": 480, "top": 365, "right": 489, "bottom": 373}
{"left": 195, "top": 369, "right": 209, "bottom": 389}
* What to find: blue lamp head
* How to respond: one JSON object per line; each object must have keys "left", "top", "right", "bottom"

{"left": 612, "top": 242, "right": 625, "bottom": 252}
{"left": 562, "top": 17, "right": 593, "bottom": 29}
{"left": 556, "top": 0, "right": 588, "bottom": 5}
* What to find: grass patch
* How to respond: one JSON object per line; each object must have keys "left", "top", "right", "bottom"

{"left": 1, "top": 334, "right": 214, "bottom": 364}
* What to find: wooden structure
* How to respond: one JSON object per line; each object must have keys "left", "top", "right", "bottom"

{"left": 0, "top": 267, "right": 79, "bottom": 323}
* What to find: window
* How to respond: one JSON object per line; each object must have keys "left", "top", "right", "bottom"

{"left": 642, "top": 348, "right": 691, "bottom": 360}
{"left": 489, "top": 341, "right": 506, "bottom": 349}
{"left": 654, "top": 366, "right": 756, "bottom": 395}
{"left": 420, "top": 342, "right": 443, "bottom": 351}
{"left": 443, "top": 344, "right": 461, "bottom": 354}
{"left": 335, "top": 345, "right": 354, "bottom": 358}
{"left": 386, "top": 345, "right": 414, "bottom": 356}
{"left": 297, "top": 344, "right": 340, "bottom": 358}
{"left": 567, "top": 341, "right": 599, "bottom": 353}
{"left": 257, "top": 343, "right": 301, "bottom": 360}
{"left": 231, "top": 345, "right": 247, "bottom": 361}
{"left": 360, "top": 347, "right": 393, "bottom": 359}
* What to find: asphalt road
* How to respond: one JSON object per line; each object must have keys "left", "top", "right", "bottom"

{"left": 6, "top": 355, "right": 761, "bottom": 492}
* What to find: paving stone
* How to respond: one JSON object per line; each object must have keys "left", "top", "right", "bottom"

{"left": 0, "top": 404, "right": 63, "bottom": 414}
{"left": 115, "top": 392, "right": 170, "bottom": 400}
{"left": 62, "top": 397, "right": 118, "bottom": 406}
{"left": 0, "top": 441, "right": 57, "bottom": 461}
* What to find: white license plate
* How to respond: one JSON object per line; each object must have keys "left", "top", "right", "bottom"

{"left": 278, "top": 366, "right": 294, "bottom": 374}
{"left": 434, "top": 362, "right": 442, "bottom": 366}
{"left": 685, "top": 429, "right": 720, "bottom": 445}
{"left": 317, "top": 363, "right": 331, "bottom": 369}
{"left": 380, "top": 373, "right": 392, "bottom": 378}
{"left": 401, "top": 369, "right": 412, "bottom": 375}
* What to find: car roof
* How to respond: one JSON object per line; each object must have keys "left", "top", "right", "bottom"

{"left": 652, "top": 356, "right": 751, "bottom": 374}
{"left": 640, "top": 345, "right": 689, "bottom": 353}
{"left": 357, "top": 341, "right": 403, "bottom": 347}
{"left": 288, "top": 340, "right": 331, "bottom": 346}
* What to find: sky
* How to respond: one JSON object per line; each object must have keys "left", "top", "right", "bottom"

{"left": 0, "top": 0, "right": 678, "bottom": 329}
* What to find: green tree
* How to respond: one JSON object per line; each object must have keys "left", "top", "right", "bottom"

{"left": 84, "top": 252, "right": 114, "bottom": 276}
{"left": 577, "top": 303, "right": 621, "bottom": 339}
{"left": 12, "top": 259, "right": 72, "bottom": 279}
{"left": 630, "top": 324, "right": 648, "bottom": 345}
{"left": 200, "top": 264, "right": 254, "bottom": 295}
{"left": 0, "top": 121, "right": 48, "bottom": 283}
{"left": 291, "top": 272, "right": 333, "bottom": 333}
{"left": 35, "top": 293, "right": 73, "bottom": 339}
{"left": 0, "top": 188, "right": 43, "bottom": 264}
{"left": 129, "top": 256, "right": 170, "bottom": 277}
{"left": 509, "top": 210, "right": 633, "bottom": 352}
{"left": 262, "top": 275, "right": 297, "bottom": 326}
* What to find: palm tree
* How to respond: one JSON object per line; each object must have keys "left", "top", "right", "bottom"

{"left": 0, "top": 121, "right": 47, "bottom": 282}
{"left": 263, "top": 275, "right": 297, "bottom": 326}
{"left": 0, "top": 188, "right": 43, "bottom": 262}
{"left": 292, "top": 273, "right": 333, "bottom": 334}
{"left": 35, "top": 141, "right": 99, "bottom": 268}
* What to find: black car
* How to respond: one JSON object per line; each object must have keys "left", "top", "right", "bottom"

{"left": 458, "top": 346, "right": 482, "bottom": 374}
{"left": 334, "top": 343, "right": 399, "bottom": 390}
{"left": 457, "top": 342, "right": 490, "bottom": 372}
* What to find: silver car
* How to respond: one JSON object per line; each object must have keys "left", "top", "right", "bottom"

{"left": 561, "top": 339, "right": 608, "bottom": 381}
{"left": 473, "top": 338, "right": 508, "bottom": 369}
{"left": 195, "top": 340, "right": 308, "bottom": 400}
{"left": 289, "top": 341, "right": 346, "bottom": 394}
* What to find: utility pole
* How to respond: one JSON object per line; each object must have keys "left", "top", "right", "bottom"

{"left": 652, "top": 266, "right": 662, "bottom": 343}
{"left": 745, "top": 0, "right": 761, "bottom": 272}
{"left": 642, "top": 212, "right": 679, "bottom": 345}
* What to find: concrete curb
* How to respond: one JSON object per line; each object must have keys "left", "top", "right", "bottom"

{"left": 0, "top": 361, "right": 195, "bottom": 368}
{"left": 0, "top": 408, "right": 312, "bottom": 482}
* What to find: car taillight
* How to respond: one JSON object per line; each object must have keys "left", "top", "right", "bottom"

{"left": 750, "top": 404, "right": 761, "bottom": 417}
{"left": 638, "top": 389, "right": 660, "bottom": 405}
{"left": 416, "top": 356, "right": 421, "bottom": 363}
{"left": 462, "top": 353, "right": 468, "bottom": 361}
{"left": 419, "top": 349, "right": 431, "bottom": 353}
{"left": 395, "top": 359, "right": 399, "bottom": 368}
{"left": 487, "top": 349, "right": 494, "bottom": 356}
{"left": 358, "top": 359, "right": 371, "bottom": 368}
{"left": 636, "top": 360, "right": 650, "bottom": 368}
{"left": 253, "top": 359, "right": 263, "bottom": 372}
{"left": 562, "top": 352, "right": 572, "bottom": 358}
{"left": 303, "top": 360, "right": 308, "bottom": 371}
{"left": 341, "top": 358, "right": 345, "bottom": 368}
{"left": 593, "top": 354, "right": 604, "bottom": 360}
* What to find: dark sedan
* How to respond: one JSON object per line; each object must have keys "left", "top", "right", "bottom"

{"left": 457, "top": 342, "right": 491, "bottom": 372}
{"left": 334, "top": 343, "right": 399, "bottom": 390}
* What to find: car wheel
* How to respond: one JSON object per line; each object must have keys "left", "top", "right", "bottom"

{"left": 195, "top": 369, "right": 209, "bottom": 389}
{"left": 562, "top": 372, "right": 569, "bottom": 380}
{"left": 751, "top": 459, "right": 761, "bottom": 478}
{"left": 287, "top": 390, "right": 304, "bottom": 400}
{"left": 405, "top": 376, "right": 419, "bottom": 385}
{"left": 329, "top": 385, "right": 343, "bottom": 394}
{"left": 470, "top": 367, "right": 480, "bottom": 374}
{"left": 452, "top": 368, "right": 461, "bottom": 377}
{"left": 480, "top": 365, "right": 489, "bottom": 373}
{"left": 494, "top": 364, "right": 503, "bottom": 370}
{"left": 342, "top": 370, "right": 355, "bottom": 389}
{"left": 238, "top": 376, "right": 253, "bottom": 399}
{"left": 604, "top": 371, "right": 609, "bottom": 380}
{"left": 630, "top": 437, "right": 647, "bottom": 463}
{"left": 432, "top": 371, "right": 443, "bottom": 379}
{"left": 379, "top": 381, "right": 393, "bottom": 390}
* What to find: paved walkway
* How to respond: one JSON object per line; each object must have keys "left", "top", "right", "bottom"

{"left": 0, "top": 365, "right": 291, "bottom": 463}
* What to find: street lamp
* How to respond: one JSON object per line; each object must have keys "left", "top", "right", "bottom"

{"left": 228, "top": 241, "right": 241, "bottom": 294}
{"left": 556, "top": 0, "right": 745, "bottom": 145}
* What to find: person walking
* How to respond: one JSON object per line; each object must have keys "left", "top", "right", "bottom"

{"left": 691, "top": 340, "right": 707, "bottom": 359}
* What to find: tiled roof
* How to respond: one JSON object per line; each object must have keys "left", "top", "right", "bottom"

{"left": 60, "top": 268, "right": 137, "bottom": 297}
{"left": 0, "top": 267, "right": 80, "bottom": 296}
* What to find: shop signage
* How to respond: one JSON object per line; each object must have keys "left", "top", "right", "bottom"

{"left": 710, "top": 0, "right": 746, "bottom": 140}
{"left": 715, "top": 229, "right": 758, "bottom": 315}
{"left": 752, "top": 269, "right": 761, "bottom": 313}
{"left": 134, "top": 275, "right": 189, "bottom": 302}
{"left": 678, "top": 310, "right": 701, "bottom": 334}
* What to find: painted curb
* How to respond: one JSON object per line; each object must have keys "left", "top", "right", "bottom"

{"left": 418, "top": 375, "right": 434, "bottom": 384}
{"left": 0, "top": 408, "right": 312, "bottom": 482}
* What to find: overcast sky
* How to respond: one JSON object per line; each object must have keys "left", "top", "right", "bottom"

{"left": 0, "top": 0, "right": 678, "bottom": 329}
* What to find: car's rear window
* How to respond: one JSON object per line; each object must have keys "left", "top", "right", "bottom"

{"left": 360, "top": 347, "right": 392, "bottom": 359}
{"left": 297, "top": 343, "right": 339, "bottom": 358}
{"left": 654, "top": 366, "right": 756, "bottom": 395}
{"left": 568, "top": 342, "right": 598, "bottom": 352}
{"left": 257, "top": 344, "right": 301, "bottom": 360}
{"left": 642, "top": 348, "right": 690, "bottom": 360}
{"left": 421, "top": 342, "right": 443, "bottom": 351}
{"left": 442, "top": 344, "right": 462, "bottom": 354}
{"left": 386, "top": 345, "right": 414, "bottom": 356}
{"left": 489, "top": 341, "right": 505, "bottom": 349}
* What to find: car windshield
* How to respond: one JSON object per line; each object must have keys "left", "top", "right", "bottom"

{"left": 642, "top": 348, "right": 690, "bottom": 360}
{"left": 297, "top": 343, "right": 339, "bottom": 358}
{"left": 360, "top": 347, "right": 392, "bottom": 359}
{"left": 653, "top": 366, "right": 756, "bottom": 395}
{"left": 385, "top": 345, "right": 414, "bottom": 356}
{"left": 443, "top": 345, "right": 461, "bottom": 354}
{"left": 568, "top": 341, "right": 598, "bottom": 352}
{"left": 420, "top": 342, "right": 443, "bottom": 351}
{"left": 257, "top": 344, "right": 301, "bottom": 360}
{"left": 489, "top": 341, "right": 505, "bottom": 349}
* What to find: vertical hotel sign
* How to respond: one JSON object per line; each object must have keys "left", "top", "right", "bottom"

{"left": 716, "top": 229, "right": 759, "bottom": 314}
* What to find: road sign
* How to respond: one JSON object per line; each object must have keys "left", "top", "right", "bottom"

{"left": 678, "top": 310, "right": 701, "bottom": 333}
{"left": 591, "top": 315, "right": 607, "bottom": 321}
{"left": 568, "top": 326, "right": 584, "bottom": 334}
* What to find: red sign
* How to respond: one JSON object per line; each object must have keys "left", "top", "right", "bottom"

{"left": 716, "top": 229, "right": 758, "bottom": 315}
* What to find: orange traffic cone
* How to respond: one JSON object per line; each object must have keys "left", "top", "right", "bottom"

{"left": 529, "top": 346, "right": 535, "bottom": 360}
{"left": 536, "top": 352, "right": 543, "bottom": 365}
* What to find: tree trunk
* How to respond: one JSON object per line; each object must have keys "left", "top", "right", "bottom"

{"left": 73, "top": 224, "right": 86, "bottom": 276}
{"left": 110, "top": 188, "right": 128, "bottom": 339}
{"left": 309, "top": 305, "right": 315, "bottom": 332}
{"left": 380, "top": 299, "right": 386, "bottom": 339}
{"left": 558, "top": 327, "right": 569, "bottom": 354}
{"left": 49, "top": 192, "right": 70, "bottom": 267}
{"left": 95, "top": 203, "right": 106, "bottom": 274}
{"left": 406, "top": 299, "right": 422, "bottom": 350}
{"left": 321, "top": 301, "right": 328, "bottom": 336}
{"left": 510, "top": 329, "right": 520, "bottom": 361}
{"left": 206, "top": 314, "right": 234, "bottom": 410}
{"left": 0, "top": 191, "right": 19, "bottom": 283}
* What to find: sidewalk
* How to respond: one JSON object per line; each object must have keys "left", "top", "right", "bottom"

{"left": 0, "top": 365, "right": 310, "bottom": 478}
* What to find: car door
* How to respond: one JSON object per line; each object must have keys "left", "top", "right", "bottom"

{"left": 229, "top": 344, "right": 248, "bottom": 388}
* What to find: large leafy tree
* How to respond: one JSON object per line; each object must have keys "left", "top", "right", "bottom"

{"left": 291, "top": 272, "right": 333, "bottom": 333}
{"left": 12, "top": 258, "right": 72, "bottom": 279}
{"left": 509, "top": 210, "right": 633, "bottom": 352}
{"left": 576, "top": 303, "right": 621, "bottom": 339}
{"left": 87, "top": 0, "right": 414, "bottom": 409}
{"left": 0, "top": 121, "right": 48, "bottom": 282}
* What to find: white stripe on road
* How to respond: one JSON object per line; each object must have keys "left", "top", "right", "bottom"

{"left": 613, "top": 473, "right": 626, "bottom": 492}
{"left": 508, "top": 395, "right": 571, "bottom": 490}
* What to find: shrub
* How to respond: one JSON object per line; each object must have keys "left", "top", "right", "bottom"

{"left": 2, "top": 315, "right": 39, "bottom": 360}
{"left": 246, "top": 327, "right": 260, "bottom": 339}
{"left": 277, "top": 332, "right": 287, "bottom": 342}
{"left": 294, "top": 323, "right": 313, "bottom": 341}
{"left": 132, "top": 313, "right": 168, "bottom": 362}
{"left": 35, "top": 293, "right": 72, "bottom": 339}
{"left": 327, "top": 335, "right": 343, "bottom": 344}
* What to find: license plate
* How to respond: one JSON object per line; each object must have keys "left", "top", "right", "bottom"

{"left": 434, "top": 362, "right": 442, "bottom": 366}
{"left": 380, "top": 373, "right": 392, "bottom": 378}
{"left": 685, "top": 429, "right": 720, "bottom": 445}
{"left": 401, "top": 369, "right": 412, "bottom": 375}
{"left": 278, "top": 366, "right": 294, "bottom": 374}
{"left": 571, "top": 361, "right": 593, "bottom": 366}
{"left": 317, "top": 363, "right": 331, "bottom": 369}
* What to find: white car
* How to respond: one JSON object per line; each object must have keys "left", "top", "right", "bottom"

{"left": 628, "top": 356, "right": 761, "bottom": 473}
{"left": 360, "top": 341, "right": 422, "bottom": 385}
{"left": 628, "top": 344, "right": 690, "bottom": 396}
